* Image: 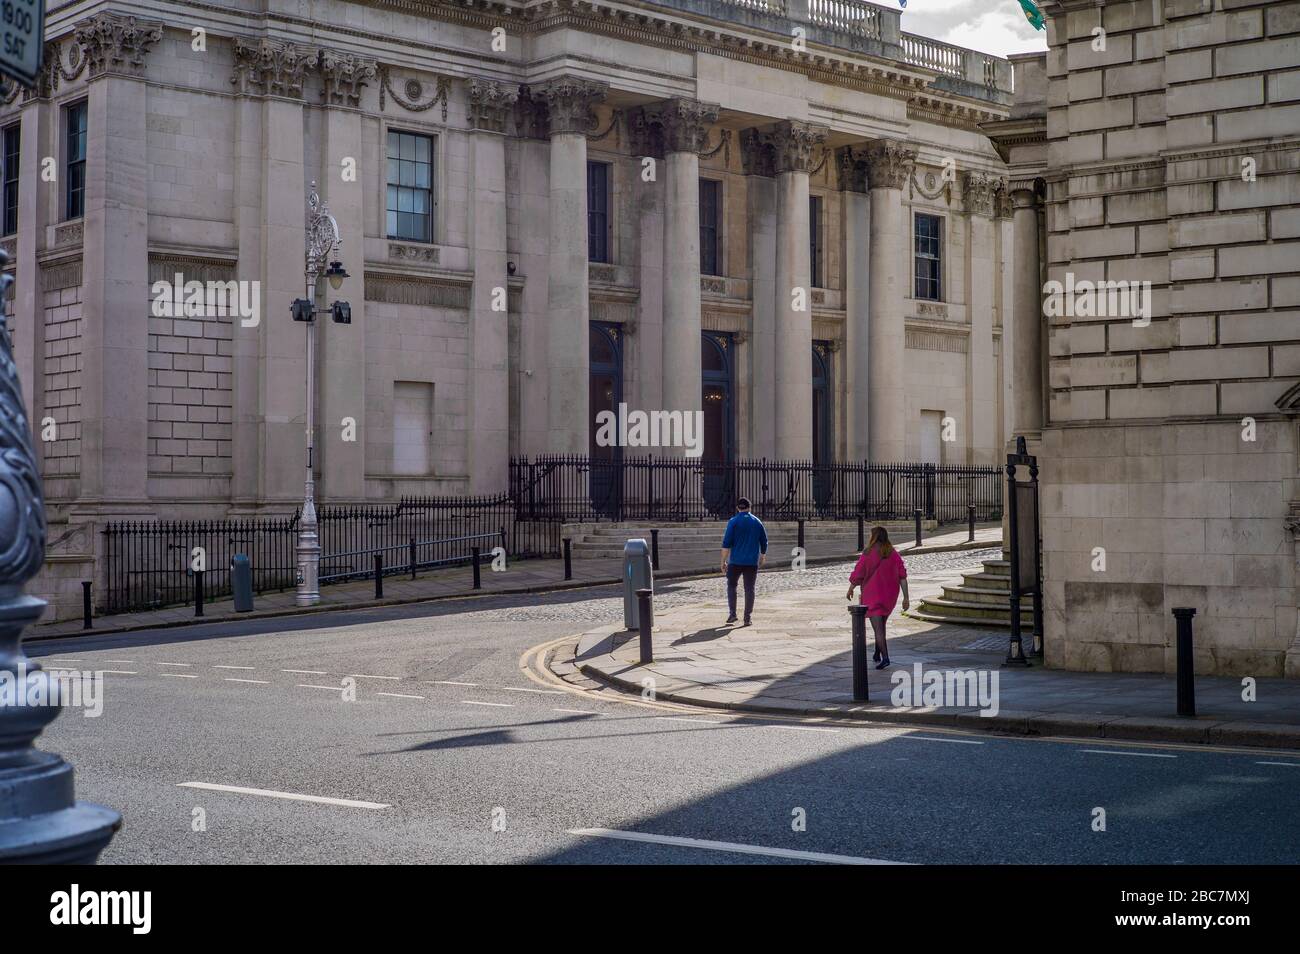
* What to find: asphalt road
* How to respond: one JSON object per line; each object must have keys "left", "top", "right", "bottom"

{"left": 26, "top": 553, "right": 1300, "bottom": 865}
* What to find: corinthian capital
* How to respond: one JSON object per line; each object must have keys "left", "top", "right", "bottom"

{"left": 534, "top": 77, "right": 607, "bottom": 136}
{"left": 231, "top": 36, "right": 320, "bottom": 100}
{"left": 865, "top": 140, "right": 918, "bottom": 190}
{"left": 74, "top": 13, "right": 163, "bottom": 79}
{"left": 468, "top": 77, "right": 520, "bottom": 133}
{"left": 771, "top": 120, "right": 828, "bottom": 175}
{"left": 837, "top": 146, "right": 870, "bottom": 193}
{"left": 961, "top": 171, "right": 998, "bottom": 218}
{"left": 320, "top": 50, "right": 377, "bottom": 108}
{"left": 654, "top": 98, "right": 720, "bottom": 154}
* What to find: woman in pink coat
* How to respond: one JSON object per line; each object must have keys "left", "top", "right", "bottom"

{"left": 846, "top": 526, "right": 909, "bottom": 670}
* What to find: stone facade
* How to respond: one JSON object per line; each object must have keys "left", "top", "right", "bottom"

{"left": 1025, "top": 0, "right": 1300, "bottom": 677}
{"left": 2, "top": 1, "right": 1018, "bottom": 619}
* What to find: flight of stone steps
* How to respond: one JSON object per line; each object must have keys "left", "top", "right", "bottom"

{"left": 562, "top": 520, "right": 924, "bottom": 567}
{"left": 908, "top": 553, "right": 1034, "bottom": 628}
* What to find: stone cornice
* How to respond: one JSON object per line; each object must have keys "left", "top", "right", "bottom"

{"left": 73, "top": 12, "right": 163, "bottom": 80}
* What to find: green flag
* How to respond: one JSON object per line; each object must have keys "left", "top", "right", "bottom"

{"left": 1017, "top": 0, "right": 1046, "bottom": 30}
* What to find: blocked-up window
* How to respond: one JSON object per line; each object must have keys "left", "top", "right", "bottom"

{"left": 392, "top": 381, "right": 434, "bottom": 476}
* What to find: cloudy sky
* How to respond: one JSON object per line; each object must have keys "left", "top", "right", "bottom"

{"left": 900, "top": 0, "right": 1049, "bottom": 57}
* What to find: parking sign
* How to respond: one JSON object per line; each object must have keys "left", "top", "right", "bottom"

{"left": 0, "top": 0, "right": 43, "bottom": 88}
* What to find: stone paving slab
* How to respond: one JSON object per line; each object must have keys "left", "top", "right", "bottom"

{"left": 570, "top": 566, "right": 1300, "bottom": 750}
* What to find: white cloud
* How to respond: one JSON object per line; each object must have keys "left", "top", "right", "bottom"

{"left": 900, "top": 1, "right": 1049, "bottom": 58}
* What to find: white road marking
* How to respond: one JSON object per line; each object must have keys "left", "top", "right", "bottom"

{"left": 426, "top": 680, "right": 478, "bottom": 687}
{"left": 102, "top": 659, "right": 136, "bottom": 663}
{"left": 377, "top": 692, "right": 425, "bottom": 700}
{"left": 99, "top": 670, "right": 138, "bottom": 675}
{"left": 1256, "top": 761, "right": 1300, "bottom": 767}
{"left": 568, "top": 828, "right": 909, "bottom": 865}
{"left": 161, "top": 673, "right": 198, "bottom": 679}
{"left": 349, "top": 674, "right": 401, "bottom": 680}
{"left": 501, "top": 686, "right": 563, "bottom": 695}
{"left": 656, "top": 716, "right": 727, "bottom": 726}
{"left": 904, "top": 736, "right": 984, "bottom": 745}
{"left": 758, "top": 724, "right": 840, "bottom": 734}
{"left": 178, "top": 782, "right": 389, "bottom": 810}
{"left": 225, "top": 678, "right": 270, "bottom": 685}
{"left": 1080, "top": 749, "right": 1176, "bottom": 759}
{"left": 298, "top": 684, "right": 345, "bottom": 692}
{"left": 462, "top": 700, "right": 513, "bottom": 708}
{"left": 157, "top": 662, "right": 193, "bottom": 668}
{"left": 282, "top": 669, "right": 327, "bottom": 675}
{"left": 45, "top": 658, "right": 84, "bottom": 664}
{"left": 554, "top": 707, "right": 597, "bottom": 715}
{"left": 214, "top": 665, "right": 255, "bottom": 671}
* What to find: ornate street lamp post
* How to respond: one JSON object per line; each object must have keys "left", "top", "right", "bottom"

{"left": 0, "top": 247, "right": 121, "bottom": 862}
{"left": 294, "top": 183, "right": 350, "bottom": 606}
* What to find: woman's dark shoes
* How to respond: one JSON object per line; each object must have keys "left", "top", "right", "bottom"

{"left": 872, "top": 648, "right": 881, "bottom": 663}
{"left": 875, "top": 658, "right": 891, "bottom": 670}
{"left": 725, "top": 615, "right": 738, "bottom": 624}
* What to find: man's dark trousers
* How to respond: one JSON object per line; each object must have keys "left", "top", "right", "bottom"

{"left": 727, "top": 563, "right": 758, "bottom": 622}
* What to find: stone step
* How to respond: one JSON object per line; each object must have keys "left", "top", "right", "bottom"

{"left": 961, "top": 571, "right": 1010, "bottom": 590}
{"left": 913, "top": 597, "right": 1033, "bottom": 622}
{"left": 941, "top": 585, "right": 1013, "bottom": 605}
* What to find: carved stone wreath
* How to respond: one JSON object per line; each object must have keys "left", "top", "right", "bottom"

{"left": 378, "top": 64, "right": 450, "bottom": 120}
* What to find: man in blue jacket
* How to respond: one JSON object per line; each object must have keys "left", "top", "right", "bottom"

{"left": 721, "top": 497, "right": 768, "bottom": 626}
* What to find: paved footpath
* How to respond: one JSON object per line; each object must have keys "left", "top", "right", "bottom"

{"left": 30, "top": 526, "right": 1001, "bottom": 640}
{"left": 572, "top": 558, "right": 1300, "bottom": 750}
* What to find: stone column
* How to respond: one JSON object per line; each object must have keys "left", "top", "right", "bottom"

{"left": 13, "top": 92, "right": 50, "bottom": 437}
{"left": 742, "top": 130, "right": 777, "bottom": 459}
{"left": 839, "top": 147, "right": 871, "bottom": 461}
{"left": 962, "top": 171, "right": 1001, "bottom": 466}
{"left": 537, "top": 78, "right": 606, "bottom": 454}
{"left": 318, "top": 51, "right": 376, "bottom": 501}
{"left": 771, "top": 120, "right": 826, "bottom": 461}
{"left": 466, "top": 78, "right": 517, "bottom": 492}
{"left": 1011, "top": 185, "right": 1043, "bottom": 438}
{"left": 657, "top": 99, "right": 717, "bottom": 452}
{"left": 865, "top": 140, "right": 916, "bottom": 462}
{"left": 74, "top": 15, "right": 163, "bottom": 505}
{"left": 632, "top": 120, "right": 665, "bottom": 423}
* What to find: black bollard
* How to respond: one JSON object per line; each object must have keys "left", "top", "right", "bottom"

{"left": 194, "top": 570, "right": 204, "bottom": 617}
{"left": 636, "top": 588, "right": 653, "bottom": 664}
{"left": 913, "top": 508, "right": 923, "bottom": 546}
{"left": 82, "top": 581, "right": 93, "bottom": 630}
{"left": 373, "top": 554, "right": 383, "bottom": 599}
{"left": 409, "top": 537, "right": 417, "bottom": 580}
{"left": 797, "top": 518, "right": 805, "bottom": 552}
{"left": 857, "top": 515, "right": 864, "bottom": 551}
{"left": 650, "top": 528, "right": 660, "bottom": 571}
{"left": 968, "top": 504, "right": 976, "bottom": 542}
{"left": 563, "top": 538, "right": 572, "bottom": 581}
{"left": 848, "top": 605, "right": 869, "bottom": 702}
{"left": 471, "top": 547, "right": 482, "bottom": 590}
{"left": 1174, "top": 607, "right": 1197, "bottom": 717}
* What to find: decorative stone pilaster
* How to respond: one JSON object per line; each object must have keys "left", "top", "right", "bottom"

{"left": 320, "top": 50, "right": 377, "bottom": 108}
{"left": 837, "top": 146, "right": 870, "bottom": 194}
{"left": 468, "top": 77, "right": 519, "bottom": 133}
{"left": 73, "top": 13, "right": 163, "bottom": 79}
{"left": 865, "top": 140, "right": 917, "bottom": 190}
{"left": 627, "top": 107, "right": 665, "bottom": 159}
{"left": 771, "top": 120, "right": 828, "bottom": 175}
{"left": 534, "top": 77, "right": 607, "bottom": 136}
{"left": 514, "top": 86, "right": 550, "bottom": 140}
{"left": 962, "top": 171, "right": 999, "bottom": 218}
{"left": 740, "top": 128, "right": 775, "bottom": 177}
{"left": 653, "top": 98, "right": 719, "bottom": 154}
{"left": 231, "top": 36, "right": 320, "bottom": 99}
{"left": 993, "top": 178, "right": 1014, "bottom": 219}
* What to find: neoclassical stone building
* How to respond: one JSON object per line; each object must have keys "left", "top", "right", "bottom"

{"left": 4, "top": 0, "right": 1021, "bottom": 616}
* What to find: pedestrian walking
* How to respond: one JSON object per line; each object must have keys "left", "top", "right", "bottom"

{"left": 846, "top": 526, "right": 909, "bottom": 669}
{"left": 721, "top": 497, "right": 767, "bottom": 626}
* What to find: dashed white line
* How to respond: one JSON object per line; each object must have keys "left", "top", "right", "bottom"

{"left": 554, "top": 707, "right": 597, "bottom": 715}
{"left": 102, "top": 659, "right": 136, "bottom": 664}
{"left": 656, "top": 716, "right": 727, "bottom": 726}
{"left": 282, "top": 669, "right": 327, "bottom": 675}
{"left": 377, "top": 692, "right": 425, "bottom": 700}
{"left": 225, "top": 678, "right": 270, "bottom": 685}
{"left": 157, "top": 663, "right": 193, "bottom": 668}
{"left": 758, "top": 724, "right": 840, "bottom": 734}
{"left": 501, "top": 686, "right": 563, "bottom": 695}
{"left": 298, "top": 684, "right": 345, "bottom": 692}
{"left": 348, "top": 674, "right": 400, "bottom": 681}
{"left": 462, "top": 700, "right": 513, "bottom": 708}
{"left": 904, "top": 736, "right": 984, "bottom": 745}
{"left": 425, "top": 680, "right": 478, "bottom": 687}
{"left": 214, "top": 665, "right": 256, "bottom": 671}
{"left": 160, "top": 673, "right": 199, "bottom": 679}
{"left": 1080, "top": 749, "right": 1176, "bottom": 759}
{"left": 178, "top": 782, "right": 389, "bottom": 811}
{"left": 99, "top": 670, "right": 138, "bottom": 675}
{"left": 1256, "top": 761, "right": 1300, "bottom": 767}
{"left": 567, "top": 829, "right": 909, "bottom": 865}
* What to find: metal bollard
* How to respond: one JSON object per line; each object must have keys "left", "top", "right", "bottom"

{"left": 194, "top": 570, "right": 204, "bottom": 617}
{"left": 848, "top": 605, "right": 869, "bottom": 702}
{"left": 913, "top": 509, "right": 923, "bottom": 546}
{"left": 409, "top": 537, "right": 417, "bottom": 580}
{"left": 636, "top": 588, "right": 653, "bottom": 665}
{"left": 968, "top": 504, "right": 976, "bottom": 542}
{"left": 471, "top": 547, "right": 482, "bottom": 590}
{"left": 857, "top": 516, "right": 864, "bottom": 552}
{"left": 650, "top": 528, "right": 660, "bottom": 571}
{"left": 563, "top": 538, "right": 572, "bottom": 581}
{"left": 797, "top": 518, "right": 805, "bottom": 552}
{"left": 1174, "top": 607, "right": 1197, "bottom": 717}
{"left": 82, "top": 581, "right": 93, "bottom": 630}
{"left": 374, "top": 554, "right": 383, "bottom": 599}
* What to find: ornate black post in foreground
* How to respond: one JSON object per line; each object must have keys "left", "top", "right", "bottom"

{"left": 0, "top": 249, "right": 121, "bottom": 862}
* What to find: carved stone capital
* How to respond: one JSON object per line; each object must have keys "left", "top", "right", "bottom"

{"left": 653, "top": 98, "right": 719, "bottom": 155}
{"left": 865, "top": 140, "right": 918, "bottom": 191}
{"left": 534, "top": 77, "right": 607, "bottom": 137}
{"left": 837, "top": 146, "right": 870, "bottom": 193}
{"left": 961, "top": 171, "right": 999, "bottom": 218}
{"left": 740, "top": 128, "right": 776, "bottom": 178}
{"left": 320, "top": 50, "right": 377, "bottom": 108}
{"left": 993, "top": 179, "right": 1014, "bottom": 218}
{"left": 231, "top": 36, "right": 320, "bottom": 100}
{"left": 627, "top": 107, "right": 664, "bottom": 160}
{"left": 468, "top": 77, "right": 520, "bottom": 133}
{"left": 74, "top": 13, "right": 163, "bottom": 80}
{"left": 771, "top": 120, "right": 828, "bottom": 175}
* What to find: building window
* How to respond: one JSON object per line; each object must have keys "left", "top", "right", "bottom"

{"left": 386, "top": 130, "right": 434, "bottom": 243}
{"left": 2, "top": 123, "right": 19, "bottom": 237}
{"left": 809, "top": 195, "right": 823, "bottom": 288}
{"left": 699, "top": 178, "right": 721, "bottom": 276}
{"left": 587, "top": 161, "right": 610, "bottom": 263}
{"left": 64, "top": 102, "right": 87, "bottom": 221}
{"left": 914, "top": 212, "right": 943, "bottom": 301}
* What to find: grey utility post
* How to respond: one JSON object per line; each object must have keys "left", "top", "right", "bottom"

{"left": 0, "top": 246, "right": 121, "bottom": 862}
{"left": 623, "top": 538, "right": 654, "bottom": 631}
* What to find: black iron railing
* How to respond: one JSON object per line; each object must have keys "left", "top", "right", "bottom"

{"left": 510, "top": 455, "right": 1001, "bottom": 525}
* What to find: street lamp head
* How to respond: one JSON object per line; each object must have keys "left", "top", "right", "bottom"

{"left": 325, "top": 260, "right": 349, "bottom": 290}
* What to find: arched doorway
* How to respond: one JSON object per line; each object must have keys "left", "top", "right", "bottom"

{"left": 812, "top": 342, "right": 833, "bottom": 511}
{"left": 702, "top": 331, "right": 735, "bottom": 516}
{"left": 589, "top": 322, "right": 623, "bottom": 516}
